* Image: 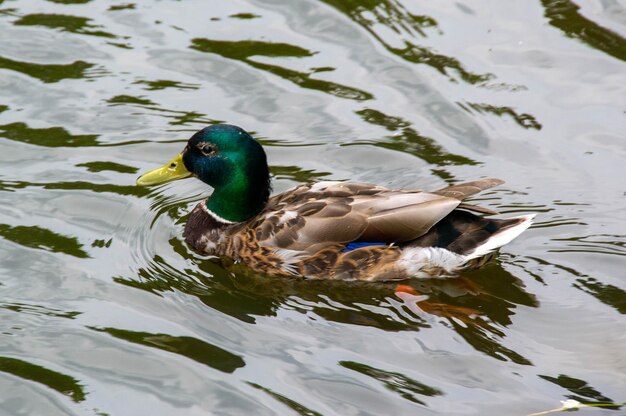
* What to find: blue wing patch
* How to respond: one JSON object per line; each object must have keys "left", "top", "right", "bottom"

{"left": 342, "top": 241, "right": 387, "bottom": 252}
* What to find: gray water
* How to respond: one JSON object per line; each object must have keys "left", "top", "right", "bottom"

{"left": 0, "top": 0, "right": 625, "bottom": 415}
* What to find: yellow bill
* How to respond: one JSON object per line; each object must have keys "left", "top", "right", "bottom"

{"left": 136, "top": 154, "right": 192, "bottom": 186}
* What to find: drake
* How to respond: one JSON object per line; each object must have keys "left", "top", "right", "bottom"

{"left": 137, "top": 124, "right": 534, "bottom": 281}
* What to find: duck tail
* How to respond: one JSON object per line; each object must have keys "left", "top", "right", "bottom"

{"left": 404, "top": 210, "right": 536, "bottom": 275}
{"left": 463, "top": 213, "right": 535, "bottom": 263}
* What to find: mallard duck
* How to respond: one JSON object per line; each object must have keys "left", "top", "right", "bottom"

{"left": 137, "top": 124, "right": 534, "bottom": 281}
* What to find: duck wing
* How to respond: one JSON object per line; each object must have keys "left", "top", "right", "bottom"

{"left": 255, "top": 182, "right": 373, "bottom": 253}
{"left": 256, "top": 181, "right": 463, "bottom": 250}
{"left": 354, "top": 191, "right": 461, "bottom": 242}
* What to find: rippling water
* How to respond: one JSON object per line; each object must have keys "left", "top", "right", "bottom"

{"left": 0, "top": 0, "right": 625, "bottom": 415}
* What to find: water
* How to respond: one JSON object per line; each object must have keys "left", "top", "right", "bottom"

{"left": 0, "top": 0, "right": 625, "bottom": 415}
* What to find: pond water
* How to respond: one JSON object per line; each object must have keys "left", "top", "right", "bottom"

{"left": 0, "top": 0, "right": 625, "bottom": 415}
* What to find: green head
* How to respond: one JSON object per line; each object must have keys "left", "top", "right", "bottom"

{"left": 137, "top": 124, "right": 271, "bottom": 223}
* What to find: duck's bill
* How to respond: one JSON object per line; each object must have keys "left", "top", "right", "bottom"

{"left": 136, "top": 154, "right": 192, "bottom": 186}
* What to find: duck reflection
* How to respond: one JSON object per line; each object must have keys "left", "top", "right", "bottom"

{"left": 116, "top": 234, "right": 538, "bottom": 365}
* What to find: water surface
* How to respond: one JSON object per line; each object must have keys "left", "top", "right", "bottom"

{"left": 0, "top": 0, "right": 625, "bottom": 415}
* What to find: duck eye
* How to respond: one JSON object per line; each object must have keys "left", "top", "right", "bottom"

{"left": 199, "top": 144, "right": 216, "bottom": 156}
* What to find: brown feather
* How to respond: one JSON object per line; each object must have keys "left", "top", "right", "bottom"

{"left": 433, "top": 178, "right": 504, "bottom": 200}
{"left": 457, "top": 203, "right": 499, "bottom": 215}
{"left": 359, "top": 195, "right": 460, "bottom": 242}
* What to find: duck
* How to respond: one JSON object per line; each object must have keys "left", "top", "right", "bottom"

{"left": 137, "top": 124, "right": 534, "bottom": 281}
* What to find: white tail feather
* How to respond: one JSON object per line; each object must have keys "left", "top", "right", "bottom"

{"left": 464, "top": 214, "right": 536, "bottom": 261}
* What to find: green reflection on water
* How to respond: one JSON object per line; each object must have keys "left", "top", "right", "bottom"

{"left": 248, "top": 382, "right": 322, "bottom": 416}
{"left": 192, "top": 39, "right": 313, "bottom": 60}
{"left": 269, "top": 165, "right": 332, "bottom": 183}
{"left": 0, "top": 104, "right": 8, "bottom": 113}
{"left": 190, "top": 38, "right": 373, "bottom": 101}
{"left": 106, "top": 95, "right": 156, "bottom": 106}
{"left": 14, "top": 13, "right": 117, "bottom": 38}
{"left": 76, "top": 161, "right": 138, "bottom": 174}
{"left": 0, "top": 223, "right": 89, "bottom": 258}
{"left": 326, "top": 0, "right": 438, "bottom": 35}
{"left": 0, "top": 56, "right": 94, "bottom": 83}
{"left": 91, "top": 238, "right": 112, "bottom": 248}
{"left": 42, "top": 181, "right": 148, "bottom": 196}
{"left": 354, "top": 108, "right": 477, "bottom": 166}
{"left": 108, "top": 3, "right": 135, "bottom": 11}
{"left": 539, "top": 374, "right": 620, "bottom": 410}
{"left": 0, "top": 356, "right": 86, "bottom": 402}
{"left": 320, "top": 0, "right": 493, "bottom": 84}
{"left": 530, "top": 256, "right": 626, "bottom": 316}
{"left": 451, "top": 318, "right": 532, "bottom": 365}
{"left": 0, "top": 122, "right": 99, "bottom": 147}
{"left": 107, "top": 41, "right": 132, "bottom": 50}
{"left": 0, "top": 302, "right": 81, "bottom": 319}
{"left": 105, "top": 95, "right": 221, "bottom": 127}
{"left": 340, "top": 361, "right": 443, "bottom": 405}
{"left": 389, "top": 41, "right": 494, "bottom": 84}
{"left": 0, "top": 179, "right": 149, "bottom": 197}
{"left": 133, "top": 79, "right": 200, "bottom": 91}
{"left": 229, "top": 13, "right": 261, "bottom": 20}
{"left": 575, "top": 278, "right": 626, "bottom": 315}
{"left": 542, "top": 0, "right": 626, "bottom": 62}
{"left": 459, "top": 102, "right": 542, "bottom": 130}
{"left": 160, "top": 110, "right": 220, "bottom": 127}
{"left": 91, "top": 327, "right": 245, "bottom": 373}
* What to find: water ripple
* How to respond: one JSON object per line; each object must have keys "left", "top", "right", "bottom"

{"left": 0, "top": 356, "right": 86, "bottom": 403}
